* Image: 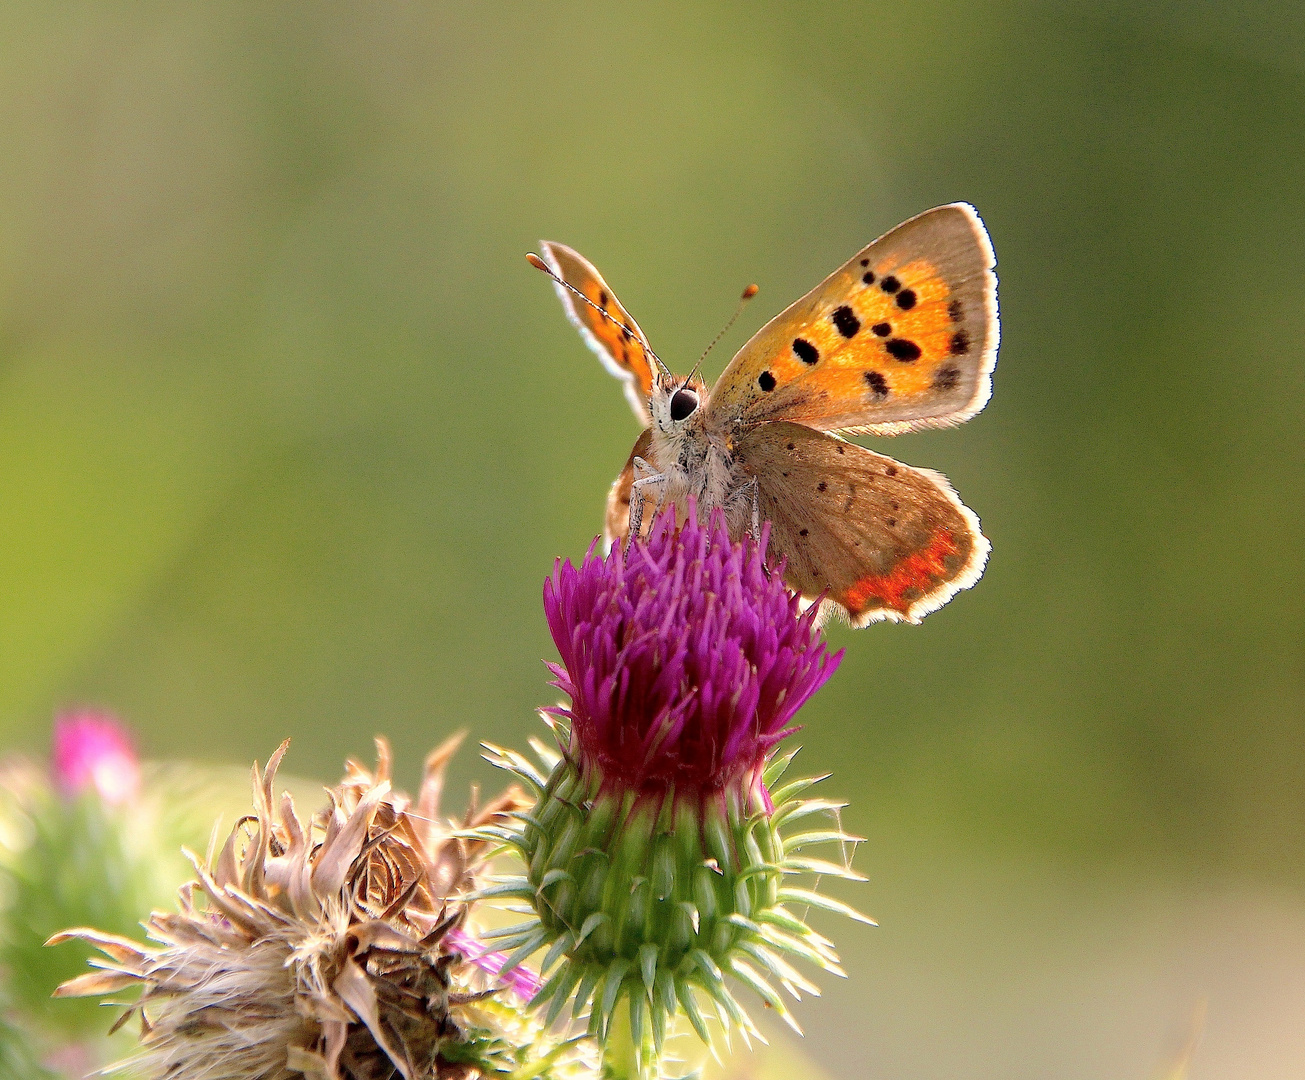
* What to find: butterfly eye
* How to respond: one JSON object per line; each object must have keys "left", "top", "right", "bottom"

{"left": 670, "top": 388, "right": 699, "bottom": 422}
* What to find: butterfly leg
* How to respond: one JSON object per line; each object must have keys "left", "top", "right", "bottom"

{"left": 627, "top": 456, "right": 666, "bottom": 544}
{"left": 723, "top": 477, "right": 761, "bottom": 541}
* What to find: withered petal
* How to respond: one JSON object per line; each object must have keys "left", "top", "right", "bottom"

{"left": 347, "top": 919, "right": 424, "bottom": 956}
{"left": 44, "top": 927, "right": 147, "bottom": 964}
{"left": 332, "top": 957, "right": 413, "bottom": 1080}
{"left": 313, "top": 780, "right": 390, "bottom": 898}
{"left": 286, "top": 1044, "right": 332, "bottom": 1079}
{"left": 214, "top": 815, "right": 255, "bottom": 889}
{"left": 54, "top": 970, "right": 141, "bottom": 998}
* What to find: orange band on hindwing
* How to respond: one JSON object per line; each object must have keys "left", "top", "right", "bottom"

{"left": 841, "top": 527, "right": 962, "bottom": 617}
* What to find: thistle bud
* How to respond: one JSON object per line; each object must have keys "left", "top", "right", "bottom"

{"left": 0, "top": 712, "right": 162, "bottom": 1044}
{"left": 478, "top": 509, "right": 872, "bottom": 1075}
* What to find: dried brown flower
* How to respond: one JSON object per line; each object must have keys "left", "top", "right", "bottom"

{"left": 49, "top": 736, "right": 590, "bottom": 1080}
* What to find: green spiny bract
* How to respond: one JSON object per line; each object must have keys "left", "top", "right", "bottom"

{"left": 472, "top": 735, "right": 871, "bottom": 1074}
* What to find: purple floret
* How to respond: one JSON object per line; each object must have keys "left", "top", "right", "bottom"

{"left": 445, "top": 926, "right": 545, "bottom": 1002}
{"left": 543, "top": 505, "right": 842, "bottom": 798}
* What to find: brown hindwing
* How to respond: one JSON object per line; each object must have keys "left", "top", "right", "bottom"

{"left": 733, "top": 422, "right": 989, "bottom": 624}
{"left": 604, "top": 429, "right": 656, "bottom": 548}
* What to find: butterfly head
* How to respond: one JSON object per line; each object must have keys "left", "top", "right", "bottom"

{"left": 649, "top": 372, "right": 708, "bottom": 434}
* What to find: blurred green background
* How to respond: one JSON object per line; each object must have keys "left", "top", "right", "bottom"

{"left": 0, "top": 2, "right": 1302, "bottom": 1076}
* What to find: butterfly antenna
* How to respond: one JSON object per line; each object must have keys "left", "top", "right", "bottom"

{"left": 525, "top": 252, "right": 671, "bottom": 375}
{"left": 682, "top": 282, "right": 758, "bottom": 389}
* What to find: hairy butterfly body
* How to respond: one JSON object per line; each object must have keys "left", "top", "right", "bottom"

{"left": 536, "top": 203, "right": 998, "bottom": 625}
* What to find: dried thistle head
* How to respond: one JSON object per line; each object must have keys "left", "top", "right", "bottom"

{"left": 52, "top": 736, "right": 594, "bottom": 1080}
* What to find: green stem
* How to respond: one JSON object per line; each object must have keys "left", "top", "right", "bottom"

{"left": 602, "top": 1003, "right": 652, "bottom": 1080}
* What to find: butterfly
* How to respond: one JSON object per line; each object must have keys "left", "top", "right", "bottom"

{"left": 531, "top": 203, "right": 998, "bottom": 626}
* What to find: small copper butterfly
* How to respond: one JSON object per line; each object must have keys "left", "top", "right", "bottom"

{"left": 529, "top": 204, "right": 998, "bottom": 625}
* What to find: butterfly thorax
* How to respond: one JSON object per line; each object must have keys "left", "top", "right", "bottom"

{"left": 646, "top": 373, "right": 746, "bottom": 520}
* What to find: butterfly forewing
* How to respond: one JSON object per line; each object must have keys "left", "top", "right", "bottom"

{"left": 706, "top": 204, "right": 998, "bottom": 436}
{"left": 540, "top": 241, "right": 656, "bottom": 424}
{"left": 735, "top": 422, "right": 989, "bottom": 625}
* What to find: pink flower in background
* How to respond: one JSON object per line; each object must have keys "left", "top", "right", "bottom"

{"left": 52, "top": 710, "right": 140, "bottom": 805}
{"left": 446, "top": 925, "right": 544, "bottom": 1002}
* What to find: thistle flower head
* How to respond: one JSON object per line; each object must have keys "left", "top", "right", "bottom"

{"left": 544, "top": 506, "right": 841, "bottom": 802}
{"left": 479, "top": 510, "right": 870, "bottom": 1077}
{"left": 53, "top": 737, "right": 596, "bottom": 1080}
{"left": 51, "top": 710, "right": 139, "bottom": 806}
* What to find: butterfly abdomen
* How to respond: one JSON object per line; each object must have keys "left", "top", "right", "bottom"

{"left": 647, "top": 422, "right": 740, "bottom": 519}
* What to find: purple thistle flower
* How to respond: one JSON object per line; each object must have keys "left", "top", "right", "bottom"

{"left": 543, "top": 504, "right": 841, "bottom": 804}
{"left": 51, "top": 709, "right": 140, "bottom": 806}
{"left": 473, "top": 505, "right": 868, "bottom": 1071}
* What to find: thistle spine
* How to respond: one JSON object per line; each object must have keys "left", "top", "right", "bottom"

{"left": 474, "top": 738, "right": 871, "bottom": 1073}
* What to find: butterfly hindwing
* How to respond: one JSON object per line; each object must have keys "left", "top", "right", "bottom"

{"left": 707, "top": 203, "right": 998, "bottom": 436}
{"left": 540, "top": 241, "right": 656, "bottom": 425}
{"left": 734, "top": 421, "right": 989, "bottom": 625}
{"left": 604, "top": 429, "right": 656, "bottom": 548}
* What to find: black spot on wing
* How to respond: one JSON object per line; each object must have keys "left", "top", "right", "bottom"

{"left": 948, "top": 299, "right": 964, "bottom": 322}
{"left": 895, "top": 289, "right": 917, "bottom": 310}
{"left": 879, "top": 275, "right": 900, "bottom": 293}
{"left": 832, "top": 306, "right": 860, "bottom": 338}
{"left": 871, "top": 322, "right": 891, "bottom": 337}
{"left": 792, "top": 338, "right": 819, "bottom": 364}
{"left": 933, "top": 367, "right": 961, "bottom": 391}
{"left": 758, "top": 371, "right": 776, "bottom": 392}
{"left": 949, "top": 330, "right": 970, "bottom": 355}
{"left": 886, "top": 338, "right": 922, "bottom": 362}
{"left": 864, "top": 370, "right": 889, "bottom": 398}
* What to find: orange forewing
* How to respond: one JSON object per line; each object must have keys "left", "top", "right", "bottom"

{"left": 707, "top": 204, "right": 997, "bottom": 436}
{"left": 540, "top": 240, "right": 657, "bottom": 424}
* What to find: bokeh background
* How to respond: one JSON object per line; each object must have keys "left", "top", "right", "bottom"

{"left": 1, "top": 2, "right": 1303, "bottom": 1076}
